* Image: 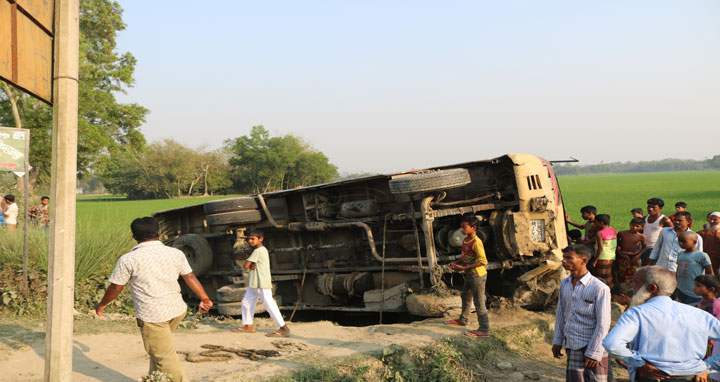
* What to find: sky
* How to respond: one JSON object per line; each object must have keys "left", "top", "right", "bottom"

{"left": 115, "top": 1, "right": 720, "bottom": 174}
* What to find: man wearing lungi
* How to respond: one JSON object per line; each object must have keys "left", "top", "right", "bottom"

{"left": 553, "top": 244, "right": 612, "bottom": 382}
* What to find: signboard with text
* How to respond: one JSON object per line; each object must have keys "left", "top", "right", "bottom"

{"left": 0, "top": 0, "right": 54, "bottom": 104}
{"left": 0, "top": 127, "right": 29, "bottom": 172}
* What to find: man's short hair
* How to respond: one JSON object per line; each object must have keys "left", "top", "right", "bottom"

{"left": 41, "top": 196, "right": 49, "bottom": 201}
{"left": 246, "top": 229, "right": 264, "bottom": 238}
{"left": 630, "top": 217, "right": 645, "bottom": 226}
{"left": 580, "top": 205, "right": 597, "bottom": 215}
{"left": 675, "top": 201, "right": 687, "bottom": 208}
{"left": 131, "top": 217, "right": 160, "bottom": 242}
{"left": 595, "top": 214, "right": 610, "bottom": 226}
{"left": 630, "top": 208, "right": 643, "bottom": 215}
{"left": 562, "top": 244, "right": 593, "bottom": 259}
{"left": 4, "top": 194, "right": 14, "bottom": 202}
{"left": 647, "top": 198, "right": 664, "bottom": 208}
{"left": 674, "top": 211, "right": 692, "bottom": 221}
{"left": 638, "top": 266, "right": 676, "bottom": 296}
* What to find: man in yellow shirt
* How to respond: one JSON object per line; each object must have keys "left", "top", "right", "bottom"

{"left": 445, "top": 216, "right": 490, "bottom": 338}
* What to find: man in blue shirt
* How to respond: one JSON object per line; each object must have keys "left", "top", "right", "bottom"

{"left": 649, "top": 212, "right": 703, "bottom": 272}
{"left": 603, "top": 266, "right": 720, "bottom": 382}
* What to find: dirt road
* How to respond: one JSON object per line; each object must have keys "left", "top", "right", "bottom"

{"left": 0, "top": 308, "right": 575, "bottom": 382}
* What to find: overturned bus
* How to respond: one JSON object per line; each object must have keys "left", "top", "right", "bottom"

{"left": 153, "top": 153, "right": 569, "bottom": 316}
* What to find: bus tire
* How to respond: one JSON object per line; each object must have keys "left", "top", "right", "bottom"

{"left": 173, "top": 234, "right": 213, "bottom": 276}
{"left": 388, "top": 168, "right": 471, "bottom": 194}
{"left": 204, "top": 197, "right": 259, "bottom": 214}
{"left": 205, "top": 210, "right": 262, "bottom": 226}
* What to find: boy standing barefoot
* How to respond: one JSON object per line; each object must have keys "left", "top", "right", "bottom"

{"left": 233, "top": 230, "right": 290, "bottom": 337}
{"left": 615, "top": 218, "right": 646, "bottom": 284}
{"left": 592, "top": 214, "right": 617, "bottom": 286}
{"left": 446, "top": 216, "right": 490, "bottom": 338}
{"left": 675, "top": 231, "right": 713, "bottom": 305}
{"left": 642, "top": 197, "right": 672, "bottom": 265}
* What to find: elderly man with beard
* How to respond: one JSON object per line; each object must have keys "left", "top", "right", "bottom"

{"left": 603, "top": 266, "right": 720, "bottom": 382}
{"left": 552, "top": 244, "right": 612, "bottom": 382}
{"left": 699, "top": 212, "right": 720, "bottom": 275}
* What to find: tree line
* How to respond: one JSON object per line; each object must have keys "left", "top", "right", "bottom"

{"left": 554, "top": 156, "right": 720, "bottom": 176}
{"left": 100, "top": 126, "right": 337, "bottom": 199}
{"left": 0, "top": 1, "right": 337, "bottom": 199}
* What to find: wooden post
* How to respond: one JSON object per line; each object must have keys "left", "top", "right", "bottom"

{"left": 44, "top": 0, "right": 79, "bottom": 381}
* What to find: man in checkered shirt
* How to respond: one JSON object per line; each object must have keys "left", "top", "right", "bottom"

{"left": 552, "top": 244, "right": 612, "bottom": 382}
{"left": 95, "top": 217, "right": 213, "bottom": 382}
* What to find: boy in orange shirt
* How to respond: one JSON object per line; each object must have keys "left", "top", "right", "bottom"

{"left": 445, "top": 216, "right": 489, "bottom": 338}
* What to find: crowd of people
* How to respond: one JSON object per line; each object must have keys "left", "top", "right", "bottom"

{"left": 556, "top": 198, "right": 720, "bottom": 382}
{"left": 0, "top": 194, "right": 50, "bottom": 230}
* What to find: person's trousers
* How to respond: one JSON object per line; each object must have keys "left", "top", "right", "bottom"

{"left": 137, "top": 313, "right": 188, "bottom": 382}
{"left": 459, "top": 272, "right": 489, "bottom": 332}
{"left": 241, "top": 287, "right": 285, "bottom": 327}
{"left": 591, "top": 259, "right": 614, "bottom": 287}
{"left": 641, "top": 248, "right": 654, "bottom": 266}
{"left": 566, "top": 347, "right": 609, "bottom": 382}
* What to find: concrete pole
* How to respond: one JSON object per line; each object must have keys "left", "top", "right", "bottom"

{"left": 44, "top": 0, "right": 79, "bottom": 381}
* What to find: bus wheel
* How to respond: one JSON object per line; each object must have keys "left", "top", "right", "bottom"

{"left": 173, "top": 234, "right": 213, "bottom": 276}
{"left": 388, "top": 168, "right": 471, "bottom": 194}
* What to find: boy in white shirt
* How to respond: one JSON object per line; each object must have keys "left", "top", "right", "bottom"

{"left": 232, "top": 230, "right": 290, "bottom": 337}
{"left": 3, "top": 194, "right": 18, "bottom": 232}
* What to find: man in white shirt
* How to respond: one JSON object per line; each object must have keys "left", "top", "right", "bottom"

{"left": 3, "top": 194, "right": 18, "bottom": 232}
{"left": 95, "top": 217, "right": 213, "bottom": 382}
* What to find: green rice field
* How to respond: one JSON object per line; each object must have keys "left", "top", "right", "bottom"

{"left": 76, "top": 195, "right": 231, "bottom": 229}
{"left": 74, "top": 171, "right": 720, "bottom": 232}
{"left": 559, "top": 171, "right": 720, "bottom": 230}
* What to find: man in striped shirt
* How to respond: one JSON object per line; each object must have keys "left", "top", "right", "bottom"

{"left": 552, "top": 244, "right": 612, "bottom": 382}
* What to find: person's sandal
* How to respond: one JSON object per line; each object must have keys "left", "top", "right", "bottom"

{"left": 463, "top": 330, "right": 490, "bottom": 338}
{"left": 266, "top": 329, "right": 290, "bottom": 337}
{"left": 444, "top": 320, "right": 466, "bottom": 326}
{"left": 231, "top": 327, "right": 256, "bottom": 333}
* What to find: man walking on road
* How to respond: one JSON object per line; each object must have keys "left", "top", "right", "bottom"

{"left": 552, "top": 244, "right": 612, "bottom": 382}
{"left": 96, "top": 217, "right": 213, "bottom": 382}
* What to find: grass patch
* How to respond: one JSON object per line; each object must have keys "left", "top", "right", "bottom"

{"left": 492, "top": 319, "right": 554, "bottom": 356}
{"left": 560, "top": 171, "right": 720, "bottom": 227}
{"left": 265, "top": 335, "right": 513, "bottom": 382}
{"left": 267, "top": 353, "right": 379, "bottom": 382}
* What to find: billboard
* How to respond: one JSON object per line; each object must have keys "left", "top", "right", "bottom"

{"left": 0, "top": 127, "right": 29, "bottom": 172}
{"left": 0, "top": 0, "right": 54, "bottom": 104}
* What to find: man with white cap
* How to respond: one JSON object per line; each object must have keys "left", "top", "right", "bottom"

{"left": 699, "top": 212, "right": 720, "bottom": 274}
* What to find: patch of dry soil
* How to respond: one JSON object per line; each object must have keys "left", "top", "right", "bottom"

{"left": 0, "top": 308, "right": 583, "bottom": 381}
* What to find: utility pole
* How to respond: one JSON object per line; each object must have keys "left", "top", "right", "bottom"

{"left": 44, "top": 0, "right": 79, "bottom": 380}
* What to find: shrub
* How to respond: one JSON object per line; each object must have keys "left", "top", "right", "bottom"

{"left": 0, "top": 220, "right": 136, "bottom": 317}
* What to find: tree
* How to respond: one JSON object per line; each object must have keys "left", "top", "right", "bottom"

{"left": 0, "top": 0, "right": 148, "bottom": 193}
{"left": 100, "top": 140, "right": 232, "bottom": 199}
{"left": 225, "top": 126, "right": 338, "bottom": 193}
{"left": 711, "top": 155, "right": 720, "bottom": 170}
